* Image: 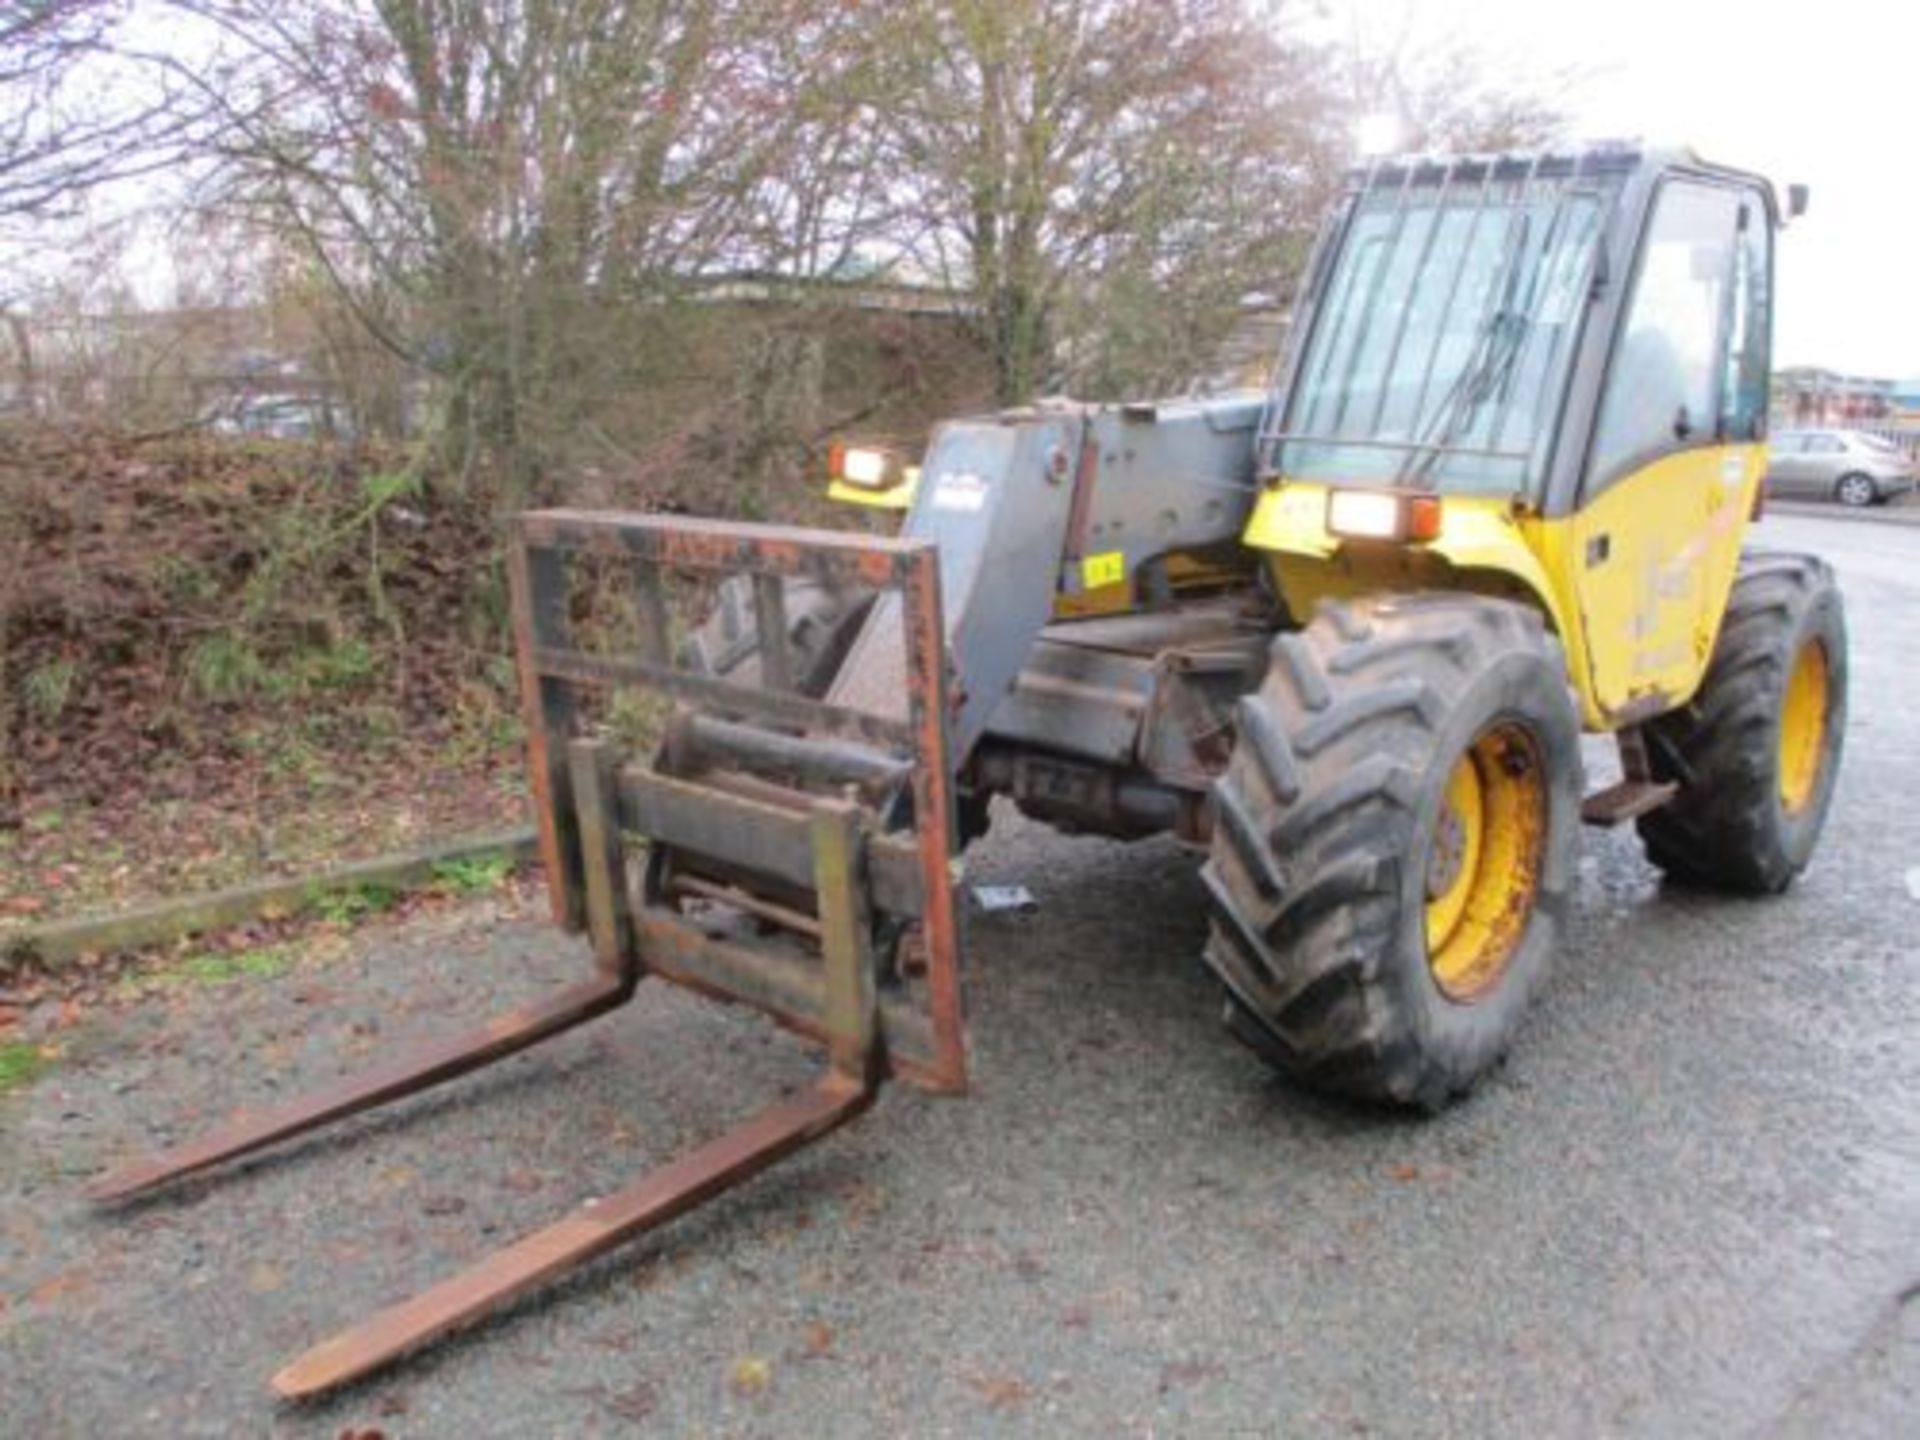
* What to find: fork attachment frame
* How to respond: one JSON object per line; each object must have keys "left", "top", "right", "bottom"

{"left": 89, "top": 512, "right": 967, "bottom": 1399}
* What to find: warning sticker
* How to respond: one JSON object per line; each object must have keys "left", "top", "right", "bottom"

{"left": 1081, "top": 550, "right": 1126, "bottom": 588}
{"left": 932, "top": 471, "right": 989, "bottom": 512}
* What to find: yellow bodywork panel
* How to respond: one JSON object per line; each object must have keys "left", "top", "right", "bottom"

{"left": 1537, "top": 444, "right": 1762, "bottom": 723}
{"left": 1242, "top": 445, "right": 1762, "bottom": 731}
{"left": 827, "top": 465, "right": 919, "bottom": 511}
{"left": 1243, "top": 481, "right": 1578, "bottom": 677}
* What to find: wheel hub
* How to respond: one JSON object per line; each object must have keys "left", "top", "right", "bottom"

{"left": 1778, "top": 638, "right": 1830, "bottom": 815}
{"left": 1423, "top": 724, "right": 1547, "bottom": 1003}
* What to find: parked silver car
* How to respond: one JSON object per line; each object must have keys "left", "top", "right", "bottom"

{"left": 1765, "top": 428, "right": 1918, "bottom": 507}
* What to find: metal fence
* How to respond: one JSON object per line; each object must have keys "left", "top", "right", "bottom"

{"left": 1849, "top": 425, "right": 1920, "bottom": 459}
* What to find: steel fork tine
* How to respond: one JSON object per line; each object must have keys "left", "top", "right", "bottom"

{"left": 88, "top": 973, "right": 634, "bottom": 1204}
{"left": 272, "top": 797, "right": 883, "bottom": 1400}
{"left": 271, "top": 1074, "right": 874, "bottom": 1399}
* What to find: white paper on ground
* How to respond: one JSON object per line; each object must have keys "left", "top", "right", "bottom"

{"left": 973, "top": 884, "right": 1037, "bottom": 913}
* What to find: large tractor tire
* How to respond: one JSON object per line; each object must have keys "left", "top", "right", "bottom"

{"left": 680, "top": 574, "right": 876, "bottom": 697}
{"left": 1636, "top": 552, "right": 1846, "bottom": 893}
{"left": 1202, "top": 595, "right": 1582, "bottom": 1109}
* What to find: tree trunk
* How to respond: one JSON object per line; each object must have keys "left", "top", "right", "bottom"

{"left": 2, "top": 307, "right": 35, "bottom": 415}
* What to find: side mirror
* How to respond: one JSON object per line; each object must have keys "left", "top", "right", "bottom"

{"left": 1673, "top": 405, "right": 1694, "bottom": 441}
{"left": 1787, "top": 183, "right": 1810, "bottom": 219}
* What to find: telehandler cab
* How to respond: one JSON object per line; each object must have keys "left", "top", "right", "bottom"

{"left": 93, "top": 145, "right": 1845, "bottom": 1396}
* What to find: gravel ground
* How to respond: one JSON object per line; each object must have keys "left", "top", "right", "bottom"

{"left": 3, "top": 512, "right": 1916, "bottom": 1437}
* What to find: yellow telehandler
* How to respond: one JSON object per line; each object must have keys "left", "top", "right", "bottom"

{"left": 93, "top": 145, "right": 1843, "bottom": 1396}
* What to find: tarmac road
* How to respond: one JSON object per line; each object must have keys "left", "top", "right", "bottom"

{"left": 3, "top": 511, "right": 1916, "bottom": 1437}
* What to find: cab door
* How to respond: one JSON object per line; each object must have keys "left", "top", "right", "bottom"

{"left": 1566, "top": 176, "right": 1770, "bottom": 721}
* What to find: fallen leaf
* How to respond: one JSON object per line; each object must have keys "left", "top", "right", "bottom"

{"left": 803, "top": 1320, "right": 834, "bottom": 1357}
{"left": 597, "top": 1382, "right": 658, "bottom": 1420}
{"left": 970, "top": 1375, "right": 1034, "bottom": 1409}
{"left": 374, "top": 1164, "right": 418, "bottom": 1193}
{"left": 1388, "top": 1163, "right": 1420, "bottom": 1182}
{"left": 730, "top": 1357, "right": 772, "bottom": 1397}
{"left": 28, "top": 1270, "right": 92, "bottom": 1307}
{"left": 247, "top": 1263, "right": 284, "bottom": 1294}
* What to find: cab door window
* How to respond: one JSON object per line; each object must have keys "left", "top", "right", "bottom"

{"left": 1588, "top": 180, "right": 1741, "bottom": 487}
{"left": 1720, "top": 201, "right": 1772, "bottom": 440}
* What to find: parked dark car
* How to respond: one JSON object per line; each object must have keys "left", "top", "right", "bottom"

{"left": 1765, "top": 428, "right": 1917, "bottom": 507}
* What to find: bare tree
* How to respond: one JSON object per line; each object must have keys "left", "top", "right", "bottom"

{"left": 855, "top": 0, "right": 1345, "bottom": 404}
{"left": 1339, "top": 8, "right": 1572, "bottom": 155}
{"left": 6, "top": 0, "right": 1570, "bottom": 475}
{"left": 145, "top": 0, "right": 888, "bottom": 501}
{"left": 0, "top": 1, "right": 206, "bottom": 221}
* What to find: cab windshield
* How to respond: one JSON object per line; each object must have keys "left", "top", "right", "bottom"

{"left": 1267, "top": 159, "right": 1626, "bottom": 496}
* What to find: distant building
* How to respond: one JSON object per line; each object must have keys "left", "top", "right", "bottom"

{"left": 1771, "top": 366, "right": 1898, "bottom": 427}
{"left": 1891, "top": 378, "right": 1920, "bottom": 429}
{"left": 1770, "top": 366, "right": 1920, "bottom": 457}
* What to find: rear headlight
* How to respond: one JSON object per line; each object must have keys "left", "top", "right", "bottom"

{"left": 1326, "top": 488, "right": 1442, "bottom": 543}
{"left": 828, "top": 442, "right": 905, "bottom": 490}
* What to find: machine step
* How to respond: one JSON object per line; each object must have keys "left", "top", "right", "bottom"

{"left": 1580, "top": 778, "right": 1678, "bottom": 826}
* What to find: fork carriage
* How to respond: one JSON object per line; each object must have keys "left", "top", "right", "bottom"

{"left": 92, "top": 510, "right": 971, "bottom": 1397}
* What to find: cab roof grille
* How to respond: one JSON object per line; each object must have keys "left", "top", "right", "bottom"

{"left": 1347, "top": 145, "right": 1647, "bottom": 193}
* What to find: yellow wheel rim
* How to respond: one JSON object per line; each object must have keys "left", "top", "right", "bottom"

{"left": 1778, "top": 639, "right": 1830, "bottom": 816}
{"left": 1423, "top": 723, "right": 1547, "bottom": 1003}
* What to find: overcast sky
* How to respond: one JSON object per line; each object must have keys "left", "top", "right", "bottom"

{"left": 1325, "top": 0, "right": 1918, "bottom": 379}
{"left": 21, "top": 0, "right": 1914, "bottom": 383}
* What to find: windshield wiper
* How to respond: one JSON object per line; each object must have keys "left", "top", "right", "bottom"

{"left": 1394, "top": 202, "right": 1543, "bottom": 490}
{"left": 1395, "top": 305, "right": 1531, "bottom": 489}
